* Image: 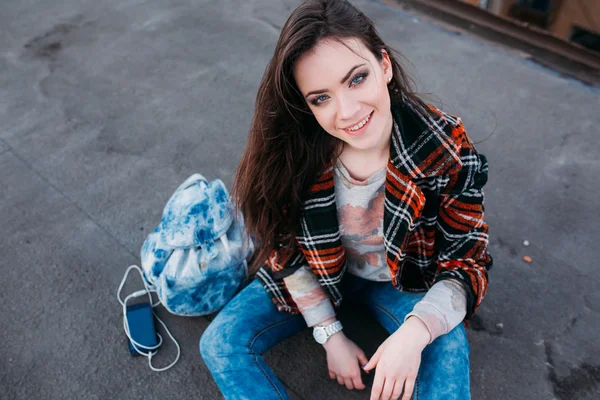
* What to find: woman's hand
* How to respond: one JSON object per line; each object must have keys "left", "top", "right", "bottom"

{"left": 362, "top": 317, "right": 430, "bottom": 400}
{"left": 322, "top": 331, "right": 369, "bottom": 391}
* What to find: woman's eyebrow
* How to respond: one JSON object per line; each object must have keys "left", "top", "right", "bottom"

{"left": 304, "top": 63, "right": 366, "bottom": 98}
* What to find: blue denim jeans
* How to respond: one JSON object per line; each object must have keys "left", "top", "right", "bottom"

{"left": 200, "top": 273, "right": 470, "bottom": 399}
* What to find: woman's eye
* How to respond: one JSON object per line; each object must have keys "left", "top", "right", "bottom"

{"left": 351, "top": 73, "right": 367, "bottom": 86}
{"left": 309, "top": 73, "right": 367, "bottom": 106}
{"left": 311, "top": 95, "right": 328, "bottom": 106}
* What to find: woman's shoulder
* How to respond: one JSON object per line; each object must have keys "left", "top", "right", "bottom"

{"left": 393, "top": 99, "right": 479, "bottom": 173}
{"left": 422, "top": 103, "right": 478, "bottom": 153}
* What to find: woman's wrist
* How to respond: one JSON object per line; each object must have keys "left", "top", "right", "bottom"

{"left": 398, "top": 316, "right": 431, "bottom": 349}
{"left": 314, "top": 316, "right": 343, "bottom": 350}
{"left": 321, "top": 329, "right": 346, "bottom": 351}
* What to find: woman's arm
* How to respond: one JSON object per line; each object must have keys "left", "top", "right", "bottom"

{"left": 282, "top": 264, "right": 336, "bottom": 327}
{"left": 283, "top": 266, "right": 368, "bottom": 391}
{"left": 363, "top": 114, "right": 491, "bottom": 400}
{"left": 404, "top": 279, "right": 467, "bottom": 343}
{"left": 433, "top": 116, "right": 493, "bottom": 318}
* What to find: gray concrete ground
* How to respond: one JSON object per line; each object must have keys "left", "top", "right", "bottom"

{"left": 1, "top": 0, "right": 599, "bottom": 399}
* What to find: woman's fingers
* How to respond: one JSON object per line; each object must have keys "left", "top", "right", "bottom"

{"left": 352, "top": 373, "right": 366, "bottom": 390}
{"left": 380, "top": 376, "right": 396, "bottom": 400}
{"left": 329, "top": 371, "right": 336, "bottom": 380}
{"left": 370, "top": 374, "right": 385, "bottom": 400}
{"left": 358, "top": 350, "right": 369, "bottom": 369}
{"left": 391, "top": 378, "right": 405, "bottom": 400}
{"left": 337, "top": 376, "right": 345, "bottom": 386}
{"left": 364, "top": 347, "right": 382, "bottom": 372}
{"left": 401, "top": 377, "right": 415, "bottom": 400}
{"left": 344, "top": 377, "right": 355, "bottom": 390}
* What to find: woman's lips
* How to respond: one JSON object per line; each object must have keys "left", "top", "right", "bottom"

{"left": 342, "top": 111, "right": 374, "bottom": 137}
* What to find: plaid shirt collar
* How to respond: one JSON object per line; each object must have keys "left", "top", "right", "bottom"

{"left": 387, "top": 100, "right": 462, "bottom": 180}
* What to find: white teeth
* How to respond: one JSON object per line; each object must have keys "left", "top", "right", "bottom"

{"left": 346, "top": 113, "right": 371, "bottom": 131}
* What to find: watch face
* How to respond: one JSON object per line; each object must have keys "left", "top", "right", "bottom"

{"left": 313, "top": 328, "right": 327, "bottom": 344}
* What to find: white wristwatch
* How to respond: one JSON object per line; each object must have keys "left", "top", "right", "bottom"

{"left": 313, "top": 320, "right": 343, "bottom": 344}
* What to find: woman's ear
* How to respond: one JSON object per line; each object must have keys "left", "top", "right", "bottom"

{"left": 381, "top": 49, "right": 392, "bottom": 81}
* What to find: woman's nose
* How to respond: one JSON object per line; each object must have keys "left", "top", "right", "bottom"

{"left": 337, "top": 95, "right": 361, "bottom": 122}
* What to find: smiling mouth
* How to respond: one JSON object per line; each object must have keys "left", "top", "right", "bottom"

{"left": 342, "top": 111, "right": 373, "bottom": 134}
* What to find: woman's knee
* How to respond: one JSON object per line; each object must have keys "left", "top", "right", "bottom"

{"left": 444, "top": 323, "right": 469, "bottom": 350}
{"left": 418, "top": 324, "right": 471, "bottom": 398}
{"left": 199, "top": 280, "right": 264, "bottom": 362}
{"left": 199, "top": 316, "right": 248, "bottom": 365}
{"left": 426, "top": 323, "right": 470, "bottom": 365}
{"left": 199, "top": 279, "right": 305, "bottom": 369}
{"left": 199, "top": 322, "right": 220, "bottom": 363}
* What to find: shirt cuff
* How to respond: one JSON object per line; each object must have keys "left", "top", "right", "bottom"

{"left": 301, "top": 301, "right": 336, "bottom": 327}
{"left": 404, "top": 279, "right": 467, "bottom": 343}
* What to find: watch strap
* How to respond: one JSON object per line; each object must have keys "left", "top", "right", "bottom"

{"left": 324, "top": 320, "right": 343, "bottom": 336}
{"left": 314, "top": 320, "right": 343, "bottom": 342}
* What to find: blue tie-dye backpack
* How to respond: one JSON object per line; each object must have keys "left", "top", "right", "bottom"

{"left": 139, "top": 173, "right": 254, "bottom": 316}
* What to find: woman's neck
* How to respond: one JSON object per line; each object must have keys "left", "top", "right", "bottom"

{"left": 338, "top": 113, "right": 393, "bottom": 181}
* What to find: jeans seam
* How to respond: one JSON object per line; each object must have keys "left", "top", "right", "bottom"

{"left": 414, "top": 376, "right": 420, "bottom": 399}
{"left": 244, "top": 315, "right": 299, "bottom": 400}
{"left": 252, "top": 354, "right": 286, "bottom": 400}
{"left": 372, "top": 304, "right": 402, "bottom": 330}
{"left": 246, "top": 315, "right": 300, "bottom": 350}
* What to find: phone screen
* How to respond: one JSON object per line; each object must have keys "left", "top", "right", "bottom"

{"left": 126, "top": 302, "right": 158, "bottom": 356}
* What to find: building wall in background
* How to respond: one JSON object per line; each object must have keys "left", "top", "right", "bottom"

{"left": 470, "top": 0, "right": 599, "bottom": 50}
{"left": 550, "top": 0, "right": 600, "bottom": 40}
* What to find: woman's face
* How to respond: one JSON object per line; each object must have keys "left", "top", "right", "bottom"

{"left": 293, "top": 38, "right": 393, "bottom": 154}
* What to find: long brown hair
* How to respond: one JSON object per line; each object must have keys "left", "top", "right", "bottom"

{"left": 232, "top": 0, "right": 428, "bottom": 274}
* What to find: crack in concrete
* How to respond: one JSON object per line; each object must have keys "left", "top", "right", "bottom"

{"left": 22, "top": 14, "right": 89, "bottom": 60}
{"left": 1, "top": 140, "right": 139, "bottom": 262}
{"left": 467, "top": 314, "right": 503, "bottom": 336}
{"left": 559, "top": 129, "right": 577, "bottom": 148}
{"left": 544, "top": 340, "right": 600, "bottom": 400}
{"left": 583, "top": 295, "right": 599, "bottom": 313}
{"left": 492, "top": 236, "right": 518, "bottom": 257}
{"left": 0, "top": 137, "right": 9, "bottom": 156}
{"left": 18, "top": 16, "right": 91, "bottom": 118}
{"left": 250, "top": 16, "right": 281, "bottom": 34}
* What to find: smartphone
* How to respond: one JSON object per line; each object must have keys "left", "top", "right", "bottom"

{"left": 126, "top": 302, "right": 158, "bottom": 356}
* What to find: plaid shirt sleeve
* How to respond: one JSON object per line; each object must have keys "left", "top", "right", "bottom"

{"left": 267, "top": 244, "right": 308, "bottom": 280}
{"left": 433, "top": 116, "right": 493, "bottom": 319}
{"left": 255, "top": 244, "right": 308, "bottom": 314}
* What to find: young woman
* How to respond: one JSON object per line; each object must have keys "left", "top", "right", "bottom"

{"left": 200, "top": 1, "right": 492, "bottom": 399}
